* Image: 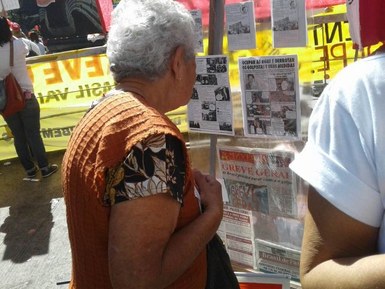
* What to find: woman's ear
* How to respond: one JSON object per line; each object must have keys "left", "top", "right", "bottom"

{"left": 170, "top": 46, "right": 185, "bottom": 81}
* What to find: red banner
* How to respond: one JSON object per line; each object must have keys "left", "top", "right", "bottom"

{"left": 95, "top": 0, "right": 113, "bottom": 33}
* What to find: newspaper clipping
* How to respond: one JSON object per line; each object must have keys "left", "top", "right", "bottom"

{"left": 236, "top": 272, "right": 291, "bottom": 289}
{"left": 225, "top": 1, "right": 256, "bottom": 51}
{"left": 218, "top": 205, "right": 256, "bottom": 268}
{"left": 239, "top": 55, "right": 301, "bottom": 139}
{"left": 271, "top": 0, "right": 307, "bottom": 48}
{"left": 188, "top": 55, "right": 234, "bottom": 135}
{"left": 256, "top": 239, "right": 301, "bottom": 282}
{"left": 190, "top": 10, "right": 204, "bottom": 53}
{"left": 217, "top": 145, "right": 298, "bottom": 219}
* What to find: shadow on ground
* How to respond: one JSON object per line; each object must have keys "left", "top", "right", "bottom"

{"left": 0, "top": 150, "right": 71, "bottom": 288}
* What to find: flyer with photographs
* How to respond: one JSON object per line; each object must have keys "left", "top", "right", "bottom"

{"left": 239, "top": 55, "right": 301, "bottom": 139}
{"left": 217, "top": 145, "right": 298, "bottom": 218}
{"left": 225, "top": 1, "right": 256, "bottom": 51}
{"left": 188, "top": 55, "right": 234, "bottom": 136}
{"left": 271, "top": 0, "right": 307, "bottom": 48}
{"left": 190, "top": 10, "right": 204, "bottom": 53}
{"left": 217, "top": 145, "right": 298, "bottom": 219}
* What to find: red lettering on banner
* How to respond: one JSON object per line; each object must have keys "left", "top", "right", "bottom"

{"left": 85, "top": 56, "right": 104, "bottom": 77}
{"left": 44, "top": 62, "right": 63, "bottom": 84}
{"left": 27, "top": 66, "right": 34, "bottom": 83}
{"left": 63, "top": 58, "right": 81, "bottom": 80}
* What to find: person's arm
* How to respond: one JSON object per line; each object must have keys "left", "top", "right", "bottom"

{"left": 107, "top": 134, "right": 222, "bottom": 289}
{"left": 300, "top": 186, "right": 385, "bottom": 289}
{"left": 29, "top": 40, "right": 41, "bottom": 56}
{"left": 14, "top": 37, "right": 29, "bottom": 56}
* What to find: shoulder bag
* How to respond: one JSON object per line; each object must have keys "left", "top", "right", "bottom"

{"left": 206, "top": 233, "right": 240, "bottom": 289}
{"left": 0, "top": 39, "right": 26, "bottom": 118}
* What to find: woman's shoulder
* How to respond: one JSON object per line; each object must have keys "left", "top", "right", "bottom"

{"left": 12, "top": 38, "right": 28, "bottom": 54}
{"left": 13, "top": 37, "right": 26, "bottom": 46}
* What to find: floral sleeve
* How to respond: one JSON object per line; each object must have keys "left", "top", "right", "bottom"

{"left": 103, "top": 134, "right": 185, "bottom": 206}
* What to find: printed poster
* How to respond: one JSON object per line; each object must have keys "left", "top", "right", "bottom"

{"left": 190, "top": 10, "right": 204, "bottom": 53}
{"left": 226, "top": 1, "right": 256, "bottom": 51}
{"left": 217, "top": 145, "right": 298, "bottom": 218}
{"left": 239, "top": 55, "right": 301, "bottom": 139}
{"left": 188, "top": 55, "right": 234, "bottom": 136}
{"left": 271, "top": 0, "right": 307, "bottom": 48}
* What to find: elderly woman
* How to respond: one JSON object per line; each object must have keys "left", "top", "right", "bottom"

{"left": 62, "top": 0, "right": 224, "bottom": 288}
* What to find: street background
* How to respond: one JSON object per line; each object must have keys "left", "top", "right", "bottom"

{"left": 0, "top": 150, "right": 72, "bottom": 289}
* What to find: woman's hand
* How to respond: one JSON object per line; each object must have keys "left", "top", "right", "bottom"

{"left": 193, "top": 169, "right": 223, "bottom": 220}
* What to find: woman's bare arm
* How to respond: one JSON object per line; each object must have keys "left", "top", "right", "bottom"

{"left": 108, "top": 170, "right": 223, "bottom": 289}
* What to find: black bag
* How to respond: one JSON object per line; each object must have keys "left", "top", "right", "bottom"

{"left": 28, "top": 48, "right": 38, "bottom": 57}
{"left": 206, "top": 234, "right": 240, "bottom": 289}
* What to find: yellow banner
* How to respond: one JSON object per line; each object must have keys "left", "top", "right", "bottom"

{"left": 29, "top": 53, "right": 114, "bottom": 109}
{"left": 0, "top": 49, "right": 188, "bottom": 160}
{"left": 0, "top": 6, "right": 381, "bottom": 161}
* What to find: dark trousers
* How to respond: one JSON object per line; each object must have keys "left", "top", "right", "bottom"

{"left": 4, "top": 97, "right": 48, "bottom": 172}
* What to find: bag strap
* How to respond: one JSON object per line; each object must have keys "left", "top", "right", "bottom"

{"left": 9, "top": 38, "right": 14, "bottom": 67}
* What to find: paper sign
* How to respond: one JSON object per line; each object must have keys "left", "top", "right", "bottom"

{"left": 0, "top": 0, "right": 20, "bottom": 11}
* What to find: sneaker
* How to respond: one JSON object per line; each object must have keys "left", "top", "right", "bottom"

{"left": 26, "top": 166, "right": 39, "bottom": 178}
{"left": 41, "top": 164, "right": 58, "bottom": 178}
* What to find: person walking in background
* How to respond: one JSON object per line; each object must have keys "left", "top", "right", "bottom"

{"left": 9, "top": 21, "right": 41, "bottom": 57}
{"left": 62, "top": 0, "right": 224, "bottom": 288}
{"left": 28, "top": 30, "right": 48, "bottom": 55}
{"left": 0, "top": 17, "right": 57, "bottom": 179}
{"left": 289, "top": 1, "right": 385, "bottom": 288}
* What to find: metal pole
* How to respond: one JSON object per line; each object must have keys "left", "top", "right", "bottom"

{"left": 208, "top": 0, "right": 224, "bottom": 55}
{"left": 208, "top": 0, "right": 224, "bottom": 177}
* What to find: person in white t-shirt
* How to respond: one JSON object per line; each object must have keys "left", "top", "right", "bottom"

{"left": 28, "top": 31, "right": 48, "bottom": 55}
{"left": 0, "top": 17, "right": 57, "bottom": 179}
{"left": 289, "top": 4, "right": 385, "bottom": 289}
{"left": 10, "top": 22, "right": 41, "bottom": 57}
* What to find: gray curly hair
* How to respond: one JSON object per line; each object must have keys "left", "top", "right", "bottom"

{"left": 107, "top": 0, "right": 196, "bottom": 82}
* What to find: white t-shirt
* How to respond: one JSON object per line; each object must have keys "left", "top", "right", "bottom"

{"left": 36, "top": 41, "right": 47, "bottom": 55}
{"left": 21, "top": 38, "right": 41, "bottom": 56}
{"left": 0, "top": 38, "right": 34, "bottom": 92}
{"left": 290, "top": 50, "right": 385, "bottom": 252}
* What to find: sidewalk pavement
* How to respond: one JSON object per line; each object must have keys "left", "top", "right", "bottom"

{"left": 0, "top": 150, "right": 71, "bottom": 289}
{"left": 0, "top": 149, "right": 299, "bottom": 289}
